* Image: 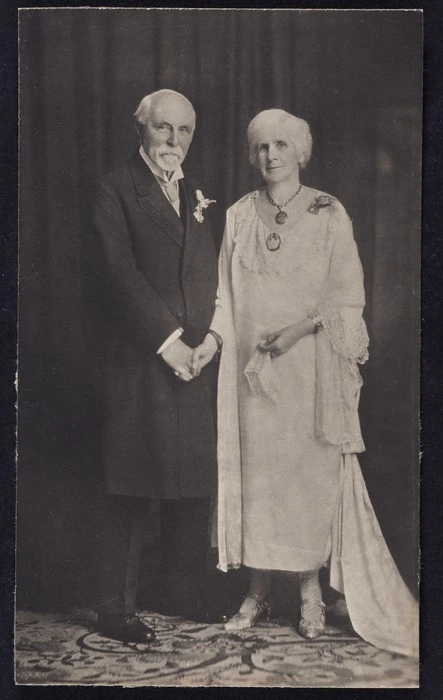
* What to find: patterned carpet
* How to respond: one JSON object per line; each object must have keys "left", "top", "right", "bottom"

{"left": 15, "top": 607, "right": 418, "bottom": 687}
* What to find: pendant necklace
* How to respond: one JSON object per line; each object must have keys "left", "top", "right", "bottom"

{"left": 266, "top": 183, "right": 302, "bottom": 225}
{"left": 264, "top": 183, "right": 302, "bottom": 252}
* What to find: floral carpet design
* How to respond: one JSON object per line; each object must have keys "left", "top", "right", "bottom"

{"left": 15, "top": 608, "right": 418, "bottom": 687}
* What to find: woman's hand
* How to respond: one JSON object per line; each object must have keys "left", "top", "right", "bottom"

{"left": 259, "top": 318, "right": 316, "bottom": 358}
{"left": 190, "top": 333, "right": 219, "bottom": 377}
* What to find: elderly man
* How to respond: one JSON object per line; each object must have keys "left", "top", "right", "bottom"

{"left": 92, "top": 90, "right": 221, "bottom": 643}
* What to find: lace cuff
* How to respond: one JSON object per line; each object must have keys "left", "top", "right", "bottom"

{"left": 314, "top": 322, "right": 366, "bottom": 453}
{"left": 313, "top": 307, "right": 369, "bottom": 364}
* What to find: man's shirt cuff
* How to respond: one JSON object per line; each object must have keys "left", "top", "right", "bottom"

{"left": 157, "top": 328, "right": 184, "bottom": 355}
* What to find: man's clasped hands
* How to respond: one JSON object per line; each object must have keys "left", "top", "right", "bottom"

{"left": 161, "top": 334, "right": 219, "bottom": 381}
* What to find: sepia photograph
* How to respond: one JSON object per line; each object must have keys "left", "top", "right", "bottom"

{"left": 16, "top": 7, "right": 421, "bottom": 687}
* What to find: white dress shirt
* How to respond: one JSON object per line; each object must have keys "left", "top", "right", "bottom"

{"left": 139, "top": 145, "right": 183, "bottom": 217}
{"left": 138, "top": 146, "right": 184, "bottom": 354}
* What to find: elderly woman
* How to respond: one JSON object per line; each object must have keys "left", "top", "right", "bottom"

{"left": 193, "top": 109, "right": 417, "bottom": 655}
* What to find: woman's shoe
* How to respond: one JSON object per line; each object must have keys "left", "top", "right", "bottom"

{"left": 299, "top": 598, "right": 326, "bottom": 639}
{"left": 224, "top": 592, "right": 271, "bottom": 632}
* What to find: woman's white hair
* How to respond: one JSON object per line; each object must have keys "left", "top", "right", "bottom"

{"left": 134, "top": 89, "right": 196, "bottom": 133}
{"left": 247, "top": 109, "right": 313, "bottom": 170}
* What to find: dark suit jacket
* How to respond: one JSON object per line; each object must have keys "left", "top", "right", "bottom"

{"left": 92, "top": 151, "right": 218, "bottom": 498}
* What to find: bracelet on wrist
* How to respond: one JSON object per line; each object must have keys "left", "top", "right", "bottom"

{"left": 207, "top": 328, "right": 223, "bottom": 350}
{"left": 307, "top": 313, "right": 324, "bottom": 333}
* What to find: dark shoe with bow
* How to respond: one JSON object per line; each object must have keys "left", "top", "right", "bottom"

{"left": 157, "top": 597, "right": 230, "bottom": 624}
{"left": 96, "top": 613, "right": 156, "bottom": 643}
{"left": 183, "top": 601, "right": 231, "bottom": 625}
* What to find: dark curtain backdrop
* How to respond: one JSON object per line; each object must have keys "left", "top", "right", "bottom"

{"left": 17, "top": 9, "right": 421, "bottom": 610}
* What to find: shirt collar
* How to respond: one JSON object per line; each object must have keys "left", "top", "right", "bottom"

{"left": 139, "top": 145, "right": 184, "bottom": 185}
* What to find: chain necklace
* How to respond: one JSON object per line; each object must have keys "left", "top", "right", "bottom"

{"left": 266, "top": 183, "right": 302, "bottom": 225}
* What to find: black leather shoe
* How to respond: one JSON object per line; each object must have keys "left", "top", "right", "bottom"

{"left": 185, "top": 605, "right": 230, "bottom": 625}
{"left": 159, "top": 599, "right": 230, "bottom": 624}
{"left": 97, "top": 614, "right": 156, "bottom": 643}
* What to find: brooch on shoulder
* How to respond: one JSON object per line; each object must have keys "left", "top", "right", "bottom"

{"left": 307, "top": 194, "right": 335, "bottom": 215}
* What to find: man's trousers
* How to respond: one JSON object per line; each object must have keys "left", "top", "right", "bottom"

{"left": 97, "top": 494, "right": 211, "bottom": 617}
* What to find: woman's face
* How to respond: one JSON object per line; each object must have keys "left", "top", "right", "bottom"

{"left": 256, "top": 129, "right": 300, "bottom": 185}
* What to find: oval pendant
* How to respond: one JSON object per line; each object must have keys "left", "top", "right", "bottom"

{"left": 266, "top": 232, "right": 281, "bottom": 251}
{"left": 275, "top": 210, "right": 288, "bottom": 225}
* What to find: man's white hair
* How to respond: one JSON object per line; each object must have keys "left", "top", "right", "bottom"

{"left": 134, "top": 89, "right": 196, "bottom": 131}
{"left": 247, "top": 109, "right": 313, "bottom": 170}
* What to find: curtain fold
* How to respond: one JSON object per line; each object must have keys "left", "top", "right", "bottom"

{"left": 18, "top": 9, "right": 421, "bottom": 609}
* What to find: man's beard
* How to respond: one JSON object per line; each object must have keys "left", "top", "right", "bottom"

{"left": 157, "top": 151, "right": 183, "bottom": 170}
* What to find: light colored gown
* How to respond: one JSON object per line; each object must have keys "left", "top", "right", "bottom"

{"left": 211, "top": 189, "right": 418, "bottom": 657}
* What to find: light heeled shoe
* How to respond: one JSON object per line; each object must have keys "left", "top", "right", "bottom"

{"left": 299, "top": 598, "right": 326, "bottom": 639}
{"left": 224, "top": 592, "right": 271, "bottom": 632}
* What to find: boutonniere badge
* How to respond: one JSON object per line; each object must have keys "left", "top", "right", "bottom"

{"left": 193, "top": 189, "right": 216, "bottom": 223}
{"left": 307, "top": 194, "right": 335, "bottom": 215}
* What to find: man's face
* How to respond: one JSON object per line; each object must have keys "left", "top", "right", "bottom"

{"left": 141, "top": 95, "right": 195, "bottom": 173}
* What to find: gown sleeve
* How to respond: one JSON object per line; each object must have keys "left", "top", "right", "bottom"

{"left": 315, "top": 201, "right": 369, "bottom": 363}
{"left": 208, "top": 209, "right": 233, "bottom": 340}
{"left": 312, "top": 201, "right": 369, "bottom": 453}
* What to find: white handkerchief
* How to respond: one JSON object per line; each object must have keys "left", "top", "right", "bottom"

{"left": 244, "top": 348, "right": 278, "bottom": 406}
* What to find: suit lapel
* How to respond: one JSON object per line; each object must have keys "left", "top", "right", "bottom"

{"left": 128, "top": 151, "right": 184, "bottom": 248}
{"left": 181, "top": 180, "right": 201, "bottom": 277}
